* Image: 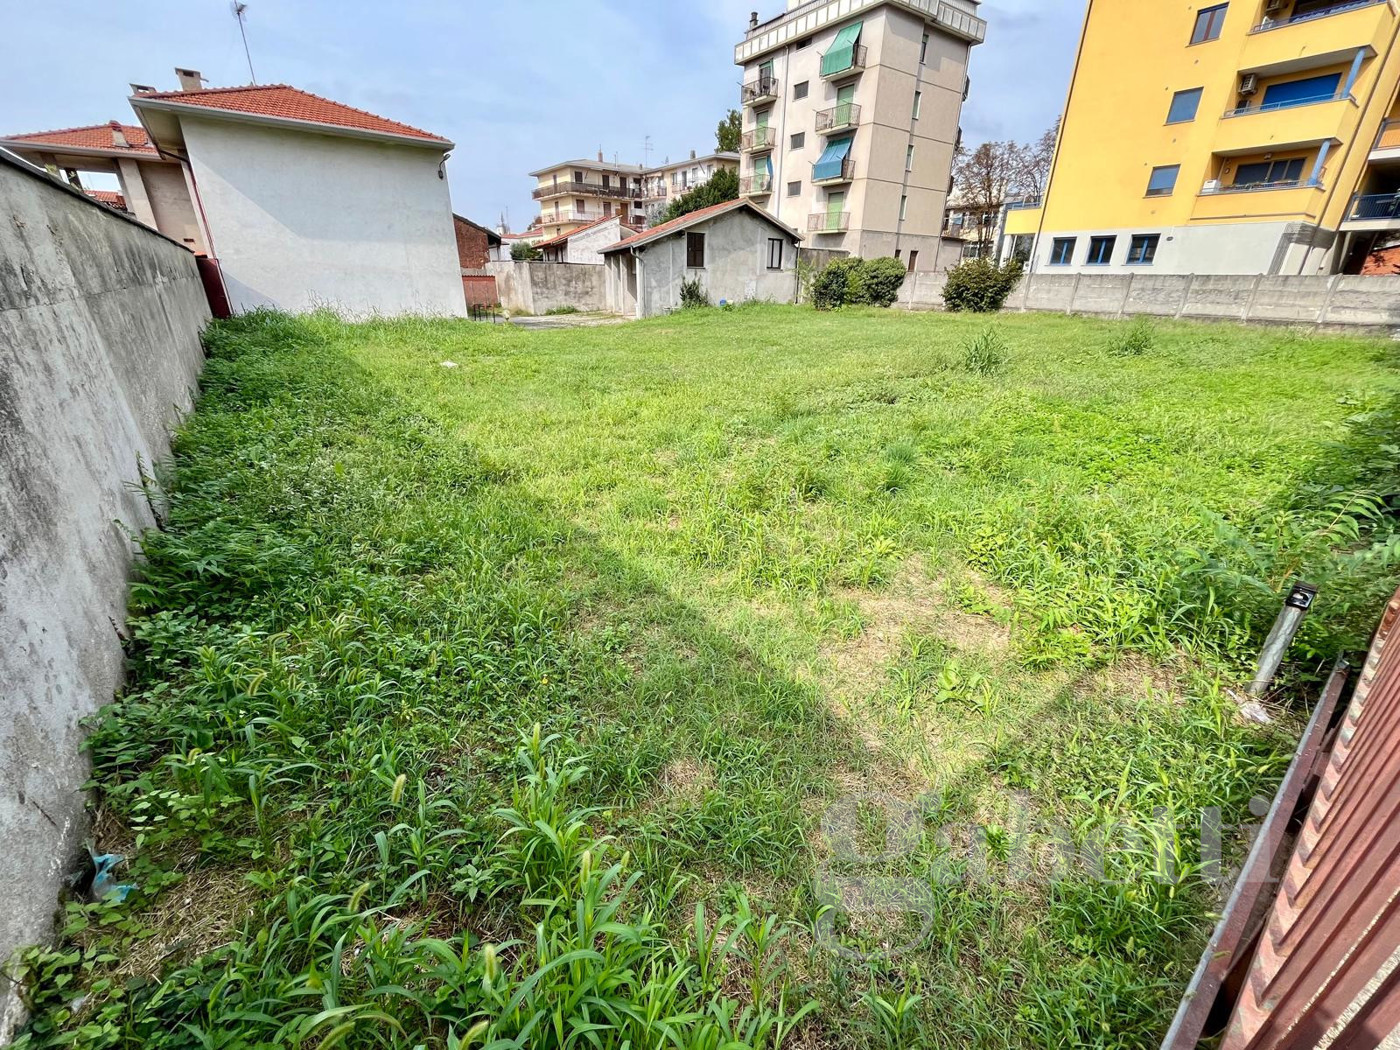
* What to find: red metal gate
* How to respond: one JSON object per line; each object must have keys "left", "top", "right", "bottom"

{"left": 1166, "top": 587, "right": 1400, "bottom": 1050}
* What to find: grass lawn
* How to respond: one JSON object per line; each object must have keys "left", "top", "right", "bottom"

{"left": 16, "top": 305, "right": 1400, "bottom": 1049}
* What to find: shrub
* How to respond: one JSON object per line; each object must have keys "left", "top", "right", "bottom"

{"left": 545, "top": 305, "right": 581, "bottom": 316}
{"left": 511, "top": 241, "right": 542, "bottom": 261}
{"left": 961, "top": 327, "right": 1008, "bottom": 376}
{"left": 859, "top": 257, "right": 909, "bottom": 308}
{"left": 680, "top": 277, "right": 711, "bottom": 309}
{"left": 942, "top": 258, "right": 1023, "bottom": 313}
{"left": 1111, "top": 316, "right": 1157, "bottom": 357}
{"left": 811, "top": 257, "right": 911, "bottom": 310}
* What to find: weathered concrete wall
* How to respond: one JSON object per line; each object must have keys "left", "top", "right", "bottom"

{"left": 903, "top": 269, "right": 1400, "bottom": 328}
{"left": 486, "top": 261, "right": 608, "bottom": 315}
{"left": 0, "top": 153, "right": 210, "bottom": 1039}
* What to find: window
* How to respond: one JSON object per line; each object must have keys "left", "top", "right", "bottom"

{"left": 1010, "top": 233, "right": 1034, "bottom": 264}
{"left": 794, "top": 81, "right": 810, "bottom": 100}
{"left": 1167, "top": 87, "right": 1203, "bottom": 124}
{"left": 906, "top": 144, "right": 915, "bottom": 171}
{"left": 1049, "top": 237, "right": 1076, "bottom": 265}
{"left": 602, "top": 174, "right": 611, "bottom": 188}
{"left": 920, "top": 32, "right": 929, "bottom": 63}
{"left": 767, "top": 238, "right": 785, "bottom": 269}
{"left": 686, "top": 231, "right": 706, "bottom": 268}
{"left": 797, "top": 36, "right": 813, "bottom": 50}
{"left": 1233, "top": 157, "right": 1306, "bottom": 187}
{"left": 1146, "top": 165, "right": 1180, "bottom": 196}
{"left": 1260, "top": 73, "right": 1343, "bottom": 111}
{"left": 603, "top": 202, "right": 612, "bottom": 217}
{"left": 1190, "top": 4, "right": 1227, "bottom": 43}
{"left": 575, "top": 198, "right": 586, "bottom": 211}
{"left": 900, "top": 195, "right": 909, "bottom": 221}
{"left": 1087, "top": 236, "right": 1116, "bottom": 265}
{"left": 907, "top": 249, "right": 919, "bottom": 272}
{"left": 1127, "top": 234, "right": 1160, "bottom": 265}
{"left": 913, "top": 91, "right": 922, "bottom": 119}
{"left": 787, "top": 181, "right": 802, "bottom": 196}
{"left": 574, "top": 169, "right": 584, "bottom": 181}
{"left": 791, "top": 132, "right": 806, "bottom": 150}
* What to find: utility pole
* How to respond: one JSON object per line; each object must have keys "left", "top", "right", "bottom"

{"left": 232, "top": 2, "right": 257, "bottom": 84}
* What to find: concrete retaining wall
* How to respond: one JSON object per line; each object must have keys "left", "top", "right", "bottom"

{"left": 0, "top": 153, "right": 210, "bottom": 1038}
{"left": 909, "top": 269, "right": 1400, "bottom": 329}
{"left": 486, "top": 260, "right": 608, "bottom": 315}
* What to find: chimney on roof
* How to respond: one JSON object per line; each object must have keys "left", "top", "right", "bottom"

{"left": 175, "top": 67, "right": 205, "bottom": 92}
{"left": 750, "top": 11, "right": 759, "bottom": 29}
{"left": 690, "top": 149, "right": 697, "bottom": 160}
{"left": 130, "top": 83, "right": 156, "bottom": 95}
{"left": 597, "top": 149, "right": 604, "bottom": 163}
{"left": 109, "top": 120, "right": 129, "bottom": 148}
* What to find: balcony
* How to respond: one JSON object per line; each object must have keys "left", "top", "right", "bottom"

{"left": 1193, "top": 179, "right": 1325, "bottom": 220}
{"left": 741, "top": 126, "right": 778, "bottom": 152}
{"left": 1200, "top": 176, "right": 1324, "bottom": 195}
{"left": 1374, "top": 119, "right": 1400, "bottom": 159}
{"left": 812, "top": 157, "right": 856, "bottom": 186}
{"left": 533, "top": 180, "right": 644, "bottom": 201}
{"left": 816, "top": 103, "right": 862, "bottom": 134}
{"left": 1250, "top": 0, "right": 1388, "bottom": 33}
{"left": 820, "top": 44, "right": 867, "bottom": 81}
{"left": 1212, "top": 98, "right": 1350, "bottom": 156}
{"left": 1223, "top": 87, "right": 1352, "bottom": 120}
{"left": 741, "top": 75, "right": 780, "bottom": 106}
{"left": 1341, "top": 191, "right": 1400, "bottom": 228}
{"left": 808, "top": 212, "right": 850, "bottom": 233}
{"left": 740, "top": 174, "right": 774, "bottom": 196}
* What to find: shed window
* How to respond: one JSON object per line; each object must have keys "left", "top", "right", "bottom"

{"left": 686, "top": 231, "right": 706, "bottom": 268}
{"left": 768, "top": 238, "right": 785, "bottom": 270}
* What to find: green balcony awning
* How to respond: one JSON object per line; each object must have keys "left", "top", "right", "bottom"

{"left": 814, "top": 136, "right": 853, "bottom": 182}
{"left": 821, "top": 22, "right": 863, "bottom": 77}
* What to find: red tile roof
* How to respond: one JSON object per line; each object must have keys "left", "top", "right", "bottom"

{"left": 602, "top": 198, "right": 797, "bottom": 253}
{"left": 0, "top": 122, "right": 157, "bottom": 156}
{"left": 84, "top": 189, "right": 128, "bottom": 209}
{"left": 131, "top": 84, "right": 449, "bottom": 144}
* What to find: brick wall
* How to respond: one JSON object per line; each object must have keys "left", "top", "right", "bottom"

{"left": 1361, "top": 244, "right": 1400, "bottom": 276}
{"left": 453, "top": 215, "right": 493, "bottom": 270}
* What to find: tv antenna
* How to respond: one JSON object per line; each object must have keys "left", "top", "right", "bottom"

{"left": 232, "top": 2, "right": 257, "bottom": 84}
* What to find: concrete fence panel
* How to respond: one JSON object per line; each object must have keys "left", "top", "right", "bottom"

{"left": 0, "top": 154, "right": 210, "bottom": 1037}
{"left": 1181, "top": 274, "right": 1255, "bottom": 320}
{"left": 1122, "top": 274, "right": 1191, "bottom": 317}
{"left": 1024, "top": 273, "right": 1078, "bottom": 312}
{"left": 1247, "top": 276, "right": 1335, "bottom": 325}
{"left": 1069, "top": 273, "right": 1134, "bottom": 317}
{"left": 485, "top": 261, "right": 608, "bottom": 315}
{"left": 1326, "top": 276, "right": 1400, "bottom": 327}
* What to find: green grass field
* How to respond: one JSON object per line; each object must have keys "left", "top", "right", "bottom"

{"left": 15, "top": 305, "right": 1400, "bottom": 1049}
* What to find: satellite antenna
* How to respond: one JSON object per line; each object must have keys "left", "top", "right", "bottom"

{"left": 232, "top": 2, "right": 257, "bottom": 84}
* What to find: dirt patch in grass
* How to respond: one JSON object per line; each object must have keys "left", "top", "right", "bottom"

{"left": 659, "top": 757, "right": 715, "bottom": 802}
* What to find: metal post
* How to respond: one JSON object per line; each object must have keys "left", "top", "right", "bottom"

{"left": 1249, "top": 582, "right": 1319, "bottom": 697}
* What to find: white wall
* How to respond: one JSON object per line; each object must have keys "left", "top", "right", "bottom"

{"left": 1020, "top": 221, "right": 1329, "bottom": 276}
{"left": 564, "top": 217, "right": 628, "bottom": 264}
{"left": 182, "top": 116, "right": 465, "bottom": 317}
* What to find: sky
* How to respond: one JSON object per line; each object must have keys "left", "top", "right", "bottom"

{"left": 1, "top": 0, "right": 1083, "bottom": 227}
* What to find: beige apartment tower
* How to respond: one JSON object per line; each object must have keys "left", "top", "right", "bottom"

{"left": 734, "top": 0, "right": 985, "bottom": 270}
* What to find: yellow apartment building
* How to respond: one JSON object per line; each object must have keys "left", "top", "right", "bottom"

{"left": 1003, "top": 0, "right": 1400, "bottom": 275}
{"left": 530, "top": 156, "right": 649, "bottom": 241}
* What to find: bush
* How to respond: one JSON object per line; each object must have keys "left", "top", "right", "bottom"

{"left": 961, "top": 327, "right": 1008, "bottom": 376}
{"left": 811, "top": 256, "right": 908, "bottom": 310}
{"left": 680, "top": 277, "right": 711, "bottom": 309}
{"left": 859, "top": 257, "right": 909, "bottom": 308}
{"left": 942, "top": 258, "right": 1023, "bottom": 313}
{"left": 511, "top": 242, "right": 542, "bottom": 261}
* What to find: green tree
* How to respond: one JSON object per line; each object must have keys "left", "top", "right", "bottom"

{"left": 660, "top": 168, "right": 739, "bottom": 225}
{"left": 716, "top": 109, "right": 742, "bottom": 153}
{"left": 511, "top": 241, "right": 542, "bottom": 261}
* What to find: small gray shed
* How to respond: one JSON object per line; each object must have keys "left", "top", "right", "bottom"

{"left": 601, "top": 199, "right": 802, "bottom": 318}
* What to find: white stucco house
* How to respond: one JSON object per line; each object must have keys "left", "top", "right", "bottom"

{"left": 129, "top": 71, "right": 465, "bottom": 317}
{"left": 536, "top": 215, "right": 639, "bottom": 265}
{"left": 600, "top": 199, "right": 801, "bottom": 318}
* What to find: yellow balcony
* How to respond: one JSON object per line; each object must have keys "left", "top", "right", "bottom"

{"left": 1004, "top": 204, "right": 1042, "bottom": 236}
{"left": 1373, "top": 118, "right": 1400, "bottom": 160}
{"left": 1243, "top": 0, "right": 1394, "bottom": 74}
{"left": 1192, "top": 181, "right": 1325, "bottom": 222}
{"left": 1212, "top": 96, "right": 1353, "bottom": 155}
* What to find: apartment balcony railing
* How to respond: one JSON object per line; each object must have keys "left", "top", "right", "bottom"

{"left": 1005, "top": 197, "right": 1043, "bottom": 210}
{"left": 820, "top": 44, "right": 868, "bottom": 80}
{"left": 1223, "top": 89, "right": 1352, "bottom": 118}
{"left": 741, "top": 127, "right": 778, "bottom": 152}
{"left": 816, "top": 103, "right": 862, "bottom": 134}
{"left": 808, "top": 212, "right": 850, "bottom": 233}
{"left": 1250, "top": 0, "right": 1389, "bottom": 32}
{"left": 740, "top": 174, "right": 774, "bottom": 196}
{"left": 533, "top": 180, "right": 644, "bottom": 201}
{"left": 741, "top": 75, "right": 780, "bottom": 105}
{"left": 1376, "top": 118, "right": 1400, "bottom": 152}
{"left": 1200, "top": 176, "right": 1324, "bottom": 194}
{"left": 812, "top": 157, "right": 856, "bottom": 185}
{"left": 1348, "top": 191, "right": 1400, "bottom": 220}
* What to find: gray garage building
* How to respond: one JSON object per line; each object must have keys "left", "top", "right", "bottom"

{"left": 601, "top": 199, "right": 801, "bottom": 318}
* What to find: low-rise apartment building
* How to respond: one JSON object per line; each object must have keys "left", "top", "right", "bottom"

{"left": 531, "top": 156, "right": 649, "bottom": 240}
{"left": 1006, "top": 0, "right": 1400, "bottom": 275}
{"left": 641, "top": 151, "right": 741, "bottom": 225}
{"left": 732, "top": 0, "right": 987, "bottom": 271}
